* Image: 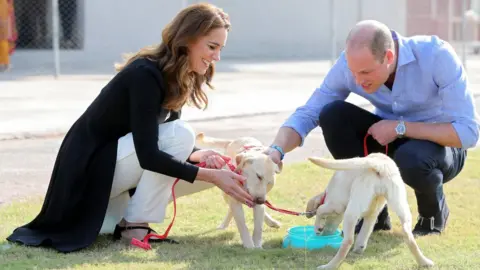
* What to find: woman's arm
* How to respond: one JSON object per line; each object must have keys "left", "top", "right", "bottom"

{"left": 127, "top": 66, "right": 199, "bottom": 183}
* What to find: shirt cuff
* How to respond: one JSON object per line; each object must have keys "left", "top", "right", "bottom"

{"left": 452, "top": 121, "right": 479, "bottom": 149}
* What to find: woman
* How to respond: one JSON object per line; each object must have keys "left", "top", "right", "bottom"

{"left": 0, "top": 0, "right": 16, "bottom": 71}
{"left": 7, "top": 3, "right": 253, "bottom": 253}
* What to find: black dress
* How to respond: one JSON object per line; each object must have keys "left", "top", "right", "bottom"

{"left": 6, "top": 58, "right": 200, "bottom": 253}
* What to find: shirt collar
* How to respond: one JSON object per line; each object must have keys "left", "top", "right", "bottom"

{"left": 392, "top": 30, "right": 416, "bottom": 67}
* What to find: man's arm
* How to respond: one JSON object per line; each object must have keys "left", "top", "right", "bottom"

{"left": 404, "top": 122, "right": 462, "bottom": 148}
{"left": 405, "top": 41, "right": 479, "bottom": 149}
{"left": 269, "top": 54, "right": 351, "bottom": 160}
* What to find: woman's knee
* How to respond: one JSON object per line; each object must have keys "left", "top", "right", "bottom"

{"left": 162, "top": 119, "right": 195, "bottom": 160}
{"left": 394, "top": 141, "right": 444, "bottom": 193}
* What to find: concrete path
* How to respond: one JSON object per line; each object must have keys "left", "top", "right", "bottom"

{"left": 3, "top": 59, "right": 480, "bottom": 140}
{"left": 2, "top": 59, "right": 480, "bottom": 206}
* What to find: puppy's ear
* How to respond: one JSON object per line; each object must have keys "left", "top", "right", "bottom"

{"left": 305, "top": 192, "right": 325, "bottom": 218}
{"left": 195, "top": 132, "right": 205, "bottom": 143}
{"left": 267, "top": 155, "right": 283, "bottom": 174}
{"left": 235, "top": 153, "right": 246, "bottom": 167}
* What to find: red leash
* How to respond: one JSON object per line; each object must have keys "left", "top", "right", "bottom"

{"left": 264, "top": 200, "right": 319, "bottom": 216}
{"left": 132, "top": 156, "right": 235, "bottom": 250}
{"left": 131, "top": 149, "right": 315, "bottom": 249}
{"left": 363, "top": 133, "right": 389, "bottom": 156}
{"left": 240, "top": 146, "right": 316, "bottom": 216}
{"left": 242, "top": 134, "right": 390, "bottom": 219}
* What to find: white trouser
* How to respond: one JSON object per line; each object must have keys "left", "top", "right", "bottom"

{"left": 99, "top": 120, "right": 215, "bottom": 234}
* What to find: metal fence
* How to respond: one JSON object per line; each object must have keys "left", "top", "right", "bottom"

{"left": 0, "top": 0, "right": 476, "bottom": 79}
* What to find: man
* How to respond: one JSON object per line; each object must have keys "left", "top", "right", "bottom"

{"left": 266, "top": 20, "right": 480, "bottom": 236}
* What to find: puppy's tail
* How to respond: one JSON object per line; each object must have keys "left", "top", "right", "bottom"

{"left": 308, "top": 155, "right": 387, "bottom": 173}
{"left": 195, "top": 132, "right": 233, "bottom": 149}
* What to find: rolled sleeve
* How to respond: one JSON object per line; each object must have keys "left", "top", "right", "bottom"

{"left": 282, "top": 54, "right": 351, "bottom": 146}
{"left": 435, "top": 42, "right": 480, "bottom": 149}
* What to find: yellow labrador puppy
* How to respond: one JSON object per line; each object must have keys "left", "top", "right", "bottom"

{"left": 196, "top": 132, "right": 282, "bottom": 248}
{"left": 306, "top": 153, "right": 434, "bottom": 269}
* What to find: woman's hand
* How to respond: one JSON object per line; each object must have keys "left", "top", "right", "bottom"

{"left": 189, "top": 149, "right": 230, "bottom": 169}
{"left": 196, "top": 168, "right": 254, "bottom": 207}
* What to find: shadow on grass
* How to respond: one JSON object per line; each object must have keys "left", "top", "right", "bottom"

{"left": 1, "top": 227, "right": 412, "bottom": 270}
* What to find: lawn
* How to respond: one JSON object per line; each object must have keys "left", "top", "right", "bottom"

{"left": 1, "top": 151, "right": 480, "bottom": 270}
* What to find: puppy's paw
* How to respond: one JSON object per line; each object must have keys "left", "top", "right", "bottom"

{"left": 420, "top": 258, "right": 435, "bottom": 267}
{"left": 317, "top": 264, "right": 336, "bottom": 270}
{"left": 217, "top": 223, "right": 229, "bottom": 230}
{"left": 253, "top": 242, "right": 263, "bottom": 249}
{"left": 266, "top": 218, "right": 281, "bottom": 228}
{"left": 243, "top": 242, "right": 256, "bottom": 249}
{"left": 352, "top": 245, "right": 365, "bottom": 254}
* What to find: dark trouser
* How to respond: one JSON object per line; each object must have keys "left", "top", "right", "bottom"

{"left": 318, "top": 101, "right": 466, "bottom": 220}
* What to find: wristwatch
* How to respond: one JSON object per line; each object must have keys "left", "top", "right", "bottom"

{"left": 395, "top": 120, "right": 406, "bottom": 138}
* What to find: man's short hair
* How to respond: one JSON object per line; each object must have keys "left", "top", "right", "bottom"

{"left": 370, "top": 28, "right": 394, "bottom": 63}
{"left": 346, "top": 21, "right": 394, "bottom": 63}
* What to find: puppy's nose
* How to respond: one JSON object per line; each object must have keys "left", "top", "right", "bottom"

{"left": 254, "top": 197, "right": 265, "bottom": 205}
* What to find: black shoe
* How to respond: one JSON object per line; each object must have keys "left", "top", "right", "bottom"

{"left": 113, "top": 224, "right": 179, "bottom": 244}
{"left": 413, "top": 203, "right": 449, "bottom": 237}
{"left": 355, "top": 206, "right": 392, "bottom": 234}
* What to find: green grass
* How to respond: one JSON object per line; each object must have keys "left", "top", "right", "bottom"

{"left": 2, "top": 152, "right": 480, "bottom": 270}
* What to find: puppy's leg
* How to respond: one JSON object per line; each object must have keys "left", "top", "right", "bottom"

{"left": 318, "top": 204, "right": 359, "bottom": 270}
{"left": 352, "top": 202, "right": 386, "bottom": 254}
{"left": 218, "top": 207, "right": 233, "bottom": 230}
{"left": 306, "top": 192, "right": 325, "bottom": 218}
{"left": 264, "top": 211, "right": 281, "bottom": 228}
{"left": 252, "top": 204, "right": 265, "bottom": 248}
{"left": 387, "top": 195, "right": 434, "bottom": 267}
{"left": 218, "top": 193, "right": 233, "bottom": 230}
{"left": 229, "top": 199, "right": 255, "bottom": 248}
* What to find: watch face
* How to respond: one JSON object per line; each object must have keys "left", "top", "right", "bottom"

{"left": 396, "top": 124, "right": 405, "bottom": 134}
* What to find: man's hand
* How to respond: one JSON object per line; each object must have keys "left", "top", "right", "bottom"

{"left": 263, "top": 147, "right": 282, "bottom": 164}
{"left": 189, "top": 149, "right": 230, "bottom": 169}
{"left": 367, "top": 120, "right": 398, "bottom": 146}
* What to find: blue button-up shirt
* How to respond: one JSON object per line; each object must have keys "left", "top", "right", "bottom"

{"left": 282, "top": 31, "right": 480, "bottom": 149}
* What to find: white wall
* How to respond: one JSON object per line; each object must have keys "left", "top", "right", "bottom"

{"left": 203, "top": 0, "right": 405, "bottom": 59}
{"left": 81, "top": 0, "right": 185, "bottom": 63}
{"left": 5, "top": 0, "right": 406, "bottom": 77}
{"left": 82, "top": 0, "right": 407, "bottom": 60}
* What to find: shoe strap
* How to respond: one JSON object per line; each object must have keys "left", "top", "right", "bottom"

{"left": 113, "top": 225, "right": 157, "bottom": 240}
{"left": 124, "top": 226, "right": 156, "bottom": 233}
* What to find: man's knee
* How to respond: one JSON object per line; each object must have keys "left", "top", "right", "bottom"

{"left": 394, "top": 141, "right": 444, "bottom": 193}
{"left": 318, "top": 100, "right": 350, "bottom": 130}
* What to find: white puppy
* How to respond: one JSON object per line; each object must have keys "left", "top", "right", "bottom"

{"left": 306, "top": 153, "right": 434, "bottom": 269}
{"left": 196, "top": 132, "right": 282, "bottom": 248}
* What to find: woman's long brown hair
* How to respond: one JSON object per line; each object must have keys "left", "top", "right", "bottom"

{"left": 115, "top": 3, "right": 230, "bottom": 111}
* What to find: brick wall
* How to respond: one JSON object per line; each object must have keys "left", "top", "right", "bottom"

{"left": 406, "top": 0, "right": 474, "bottom": 41}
